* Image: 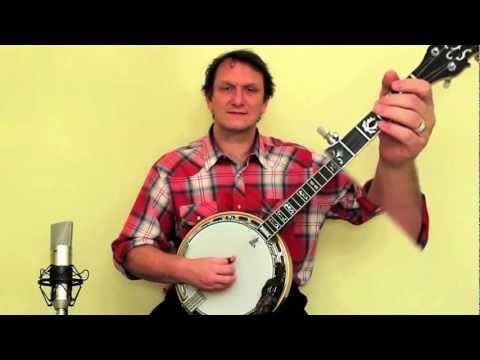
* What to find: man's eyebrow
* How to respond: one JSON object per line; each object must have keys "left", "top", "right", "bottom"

{"left": 217, "top": 81, "right": 260, "bottom": 87}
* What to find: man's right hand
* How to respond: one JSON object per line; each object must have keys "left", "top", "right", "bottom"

{"left": 183, "top": 256, "right": 236, "bottom": 291}
{"left": 123, "top": 246, "right": 237, "bottom": 291}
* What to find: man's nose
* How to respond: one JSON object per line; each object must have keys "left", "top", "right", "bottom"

{"left": 231, "top": 88, "right": 244, "bottom": 105}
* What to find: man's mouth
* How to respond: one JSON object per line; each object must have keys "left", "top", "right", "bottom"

{"left": 227, "top": 111, "right": 248, "bottom": 115}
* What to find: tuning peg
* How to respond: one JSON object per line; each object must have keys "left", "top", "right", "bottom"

{"left": 317, "top": 126, "right": 339, "bottom": 145}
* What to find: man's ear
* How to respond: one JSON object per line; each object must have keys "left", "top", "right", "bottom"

{"left": 261, "top": 99, "right": 270, "bottom": 113}
{"left": 205, "top": 95, "right": 213, "bottom": 112}
{"left": 204, "top": 95, "right": 216, "bottom": 119}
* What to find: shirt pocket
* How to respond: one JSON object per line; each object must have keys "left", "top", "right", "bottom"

{"left": 178, "top": 201, "right": 219, "bottom": 236}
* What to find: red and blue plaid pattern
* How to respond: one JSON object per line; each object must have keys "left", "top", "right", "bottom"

{"left": 112, "top": 127, "right": 429, "bottom": 285}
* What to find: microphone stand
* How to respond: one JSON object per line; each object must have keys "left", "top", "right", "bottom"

{"left": 38, "top": 263, "right": 90, "bottom": 315}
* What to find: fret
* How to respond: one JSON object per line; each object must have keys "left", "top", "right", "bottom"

{"left": 355, "top": 126, "right": 371, "bottom": 142}
{"left": 275, "top": 209, "right": 288, "bottom": 223}
{"left": 288, "top": 196, "right": 301, "bottom": 210}
{"left": 271, "top": 212, "right": 285, "bottom": 226}
{"left": 342, "top": 127, "right": 369, "bottom": 154}
{"left": 313, "top": 172, "right": 327, "bottom": 185}
{"left": 292, "top": 193, "right": 305, "bottom": 207}
{"left": 325, "top": 160, "right": 341, "bottom": 175}
{"left": 279, "top": 205, "right": 292, "bottom": 218}
{"left": 308, "top": 178, "right": 321, "bottom": 191}
{"left": 283, "top": 202, "right": 297, "bottom": 215}
{"left": 268, "top": 217, "right": 281, "bottom": 230}
{"left": 339, "top": 140, "right": 355, "bottom": 156}
{"left": 301, "top": 183, "right": 315, "bottom": 197}
{"left": 297, "top": 188, "right": 310, "bottom": 202}
{"left": 263, "top": 220, "right": 276, "bottom": 235}
{"left": 319, "top": 166, "right": 333, "bottom": 180}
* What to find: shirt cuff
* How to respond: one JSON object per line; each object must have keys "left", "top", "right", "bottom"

{"left": 358, "top": 179, "right": 384, "bottom": 215}
{"left": 113, "top": 257, "right": 141, "bottom": 280}
{"left": 416, "top": 194, "right": 429, "bottom": 249}
{"left": 112, "top": 239, "right": 161, "bottom": 280}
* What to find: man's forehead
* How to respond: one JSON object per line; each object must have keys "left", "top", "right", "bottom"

{"left": 222, "top": 58, "right": 245, "bottom": 68}
{"left": 225, "top": 58, "right": 238, "bottom": 68}
{"left": 215, "top": 59, "right": 263, "bottom": 82}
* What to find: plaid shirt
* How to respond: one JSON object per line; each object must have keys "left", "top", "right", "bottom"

{"left": 112, "top": 127, "right": 429, "bottom": 286}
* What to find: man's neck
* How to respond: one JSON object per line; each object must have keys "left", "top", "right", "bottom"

{"left": 212, "top": 125, "right": 257, "bottom": 165}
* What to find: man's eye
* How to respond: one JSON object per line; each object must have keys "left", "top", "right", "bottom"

{"left": 247, "top": 88, "right": 258, "bottom": 93}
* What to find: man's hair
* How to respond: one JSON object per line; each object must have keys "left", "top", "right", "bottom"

{"left": 201, "top": 49, "right": 275, "bottom": 102}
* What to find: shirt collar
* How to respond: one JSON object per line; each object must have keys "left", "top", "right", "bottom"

{"left": 203, "top": 125, "right": 268, "bottom": 171}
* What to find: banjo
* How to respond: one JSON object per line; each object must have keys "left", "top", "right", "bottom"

{"left": 175, "top": 45, "right": 479, "bottom": 315}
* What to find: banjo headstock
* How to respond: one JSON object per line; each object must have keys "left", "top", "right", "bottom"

{"left": 411, "top": 45, "right": 479, "bottom": 85}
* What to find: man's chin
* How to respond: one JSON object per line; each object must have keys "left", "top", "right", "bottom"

{"left": 214, "top": 122, "right": 257, "bottom": 134}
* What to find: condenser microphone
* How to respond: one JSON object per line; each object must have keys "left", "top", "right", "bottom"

{"left": 50, "top": 221, "right": 73, "bottom": 315}
{"left": 38, "top": 221, "right": 89, "bottom": 315}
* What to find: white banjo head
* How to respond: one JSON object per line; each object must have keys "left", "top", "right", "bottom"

{"left": 175, "top": 212, "right": 292, "bottom": 315}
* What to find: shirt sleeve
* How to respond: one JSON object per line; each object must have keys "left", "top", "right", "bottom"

{"left": 111, "top": 164, "right": 175, "bottom": 279}
{"left": 310, "top": 149, "right": 381, "bottom": 224}
{"left": 311, "top": 149, "right": 429, "bottom": 248}
{"left": 325, "top": 174, "right": 383, "bottom": 225}
{"left": 327, "top": 174, "right": 430, "bottom": 249}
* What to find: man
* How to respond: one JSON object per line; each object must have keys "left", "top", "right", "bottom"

{"left": 111, "top": 49, "right": 433, "bottom": 315}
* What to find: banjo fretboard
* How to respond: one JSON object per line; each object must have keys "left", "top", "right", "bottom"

{"left": 257, "top": 111, "right": 381, "bottom": 241}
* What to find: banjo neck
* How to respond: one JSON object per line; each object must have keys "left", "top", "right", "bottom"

{"left": 258, "top": 75, "right": 414, "bottom": 241}
{"left": 257, "top": 109, "right": 381, "bottom": 241}
{"left": 256, "top": 45, "right": 479, "bottom": 242}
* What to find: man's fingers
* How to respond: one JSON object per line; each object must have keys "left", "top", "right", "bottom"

{"left": 376, "top": 93, "right": 428, "bottom": 116}
{"left": 206, "top": 275, "right": 236, "bottom": 290}
{"left": 390, "top": 79, "right": 433, "bottom": 106}
{"left": 209, "top": 256, "right": 236, "bottom": 265}
{"left": 374, "top": 104, "right": 423, "bottom": 132}
{"left": 378, "top": 120, "right": 424, "bottom": 148}
{"left": 215, "top": 264, "right": 236, "bottom": 276}
{"left": 379, "top": 70, "right": 399, "bottom": 97}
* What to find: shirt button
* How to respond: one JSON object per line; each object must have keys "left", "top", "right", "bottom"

{"left": 237, "top": 204, "right": 242, "bottom": 210}
{"left": 197, "top": 216, "right": 201, "bottom": 221}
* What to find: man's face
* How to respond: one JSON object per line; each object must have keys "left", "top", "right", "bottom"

{"left": 206, "top": 59, "right": 269, "bottom": 133}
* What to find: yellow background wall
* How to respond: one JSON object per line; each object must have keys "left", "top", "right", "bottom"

{"left": 0, "top": 45, "right": 477, "bottom": 314}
